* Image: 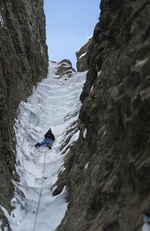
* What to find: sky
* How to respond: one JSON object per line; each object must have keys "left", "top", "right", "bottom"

{"left": 44, "top": 0, "right": 100, "bottom": 69}
{"left": 0, "top": 61, "right": 87, "bottom": 231}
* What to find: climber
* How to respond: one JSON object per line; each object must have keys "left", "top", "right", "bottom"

{"left": 35, "top": 128, "right": 55, "bottom": 150}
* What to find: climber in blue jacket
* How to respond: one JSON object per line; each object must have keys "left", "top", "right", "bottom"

{"left": 35, "top": 128, "right": 55, "bottom": 149}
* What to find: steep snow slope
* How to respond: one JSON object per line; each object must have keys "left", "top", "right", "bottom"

{"left": 0, "top": 61, "right": 87, "bottom": 231}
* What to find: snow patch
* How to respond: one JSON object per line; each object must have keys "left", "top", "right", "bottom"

{"left": 142, "top": 214, "right": 150, "bottom": 231}
{"left": 0, "top": 14, "right": 4, "bottom": 27}
{"left": 0, "top": 61, "right": 86, "bottom": 231}
{"left": 103, "top": 130, "right": 106, "bottom": 136}
{"left": 83, "top": 128, "right": 87, "bottom": 139}
{"left": 143, "top": 215, "right": 150, "bottom": 223}
{"left": 84, "top": 162, "right": 89, "bottom": 170}
{"left": 78, "top": 52, "right": 87, "bottom": 60}
{"left": 142, "top": 223, "right": 150, "bottom": 231}
{"left": 58, "top": 62, "right": 71, "bottom": 67}
{"left": 90, "top": 86, "right": 93, "bottom": 93}
{"left": 97, "top": 70, "right": 101, "bottom": 77}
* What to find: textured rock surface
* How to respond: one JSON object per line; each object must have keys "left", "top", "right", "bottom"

{"left": 55, "top": 59, "right": 76, "bottom": 76}
{"left": 76, "top": 37, "right": 92, "bottom": 72}
{"left": 0, "top": 0, "right": 48, "bottom": 225}
{"left": 55, "top": 0, "right": 150, "bottom": 231}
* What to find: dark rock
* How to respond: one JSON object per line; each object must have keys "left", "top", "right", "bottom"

{"left": 76, "top": 37, "right": 93, "bottom": 72}
{"left": 55, "top": 0, "right": 150, "bottom": 231}
{"left": 55, "top": 59, "right": 76, "bottom": 76}
{"left": 0, "top": 0, "right": 48, "bottom": 225}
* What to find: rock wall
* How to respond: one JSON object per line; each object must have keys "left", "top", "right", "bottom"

{"left": 0, "top": 0, "right": 48, "bottom": 224}
{"left": 55, "top": 59, "right": 76, "bottom": 76}
{"left": 76, "top": 37, "right": 92, "bottom": 72}
{"left": 55, "top": 0, "right": 150, "bottom": 231}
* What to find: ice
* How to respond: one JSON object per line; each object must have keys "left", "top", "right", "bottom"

{"left": 0, "top": 61, "right": 87, "bottom": 231}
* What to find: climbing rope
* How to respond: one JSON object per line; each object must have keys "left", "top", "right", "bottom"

{"left": 32, "top": 147, "right": 47, "bottom": 231}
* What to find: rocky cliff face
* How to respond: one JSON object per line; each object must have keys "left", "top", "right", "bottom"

{"left": 55, "top": 59, "right": 76, "bottom": 76}
{"left": 0, "top": 0, "right": 48, "bottom": 225}
{"left": 55, "top": 0, "right": 150, "bottom": 231}
{"left": 1, "top": 0, "right": 150, "bottom": 230}
{"left": 76, "top": 37, "right": 92, "bottom": 72}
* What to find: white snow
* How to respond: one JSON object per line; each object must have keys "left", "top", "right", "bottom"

{"left": 142, "top": 215, "right": 150, "bottom": 231}
{"left": 83, "top": 128, "right": 87, "bottom": 139}
{"left": 57, "top": 62, "right": 71, "bottom": 68}
{"left": 90, "top": 86, "right": 93, "bottom": 93}
{"left": 84, "top": 162, "right": 89, "bottom": 170}
{"left": 0, "top": 61, "right": 87, "bottom": 231}
{"left": 0, "top": 14, "right": 4, "bottom": 27}
{"left": 78, "top": 52, "right": 87, "bottom": 60}
{"left": 97, "top": 70, "right": 101, "bottom": 77}
{"left": 142, "top": 223, "right": 150, "bottom": 231}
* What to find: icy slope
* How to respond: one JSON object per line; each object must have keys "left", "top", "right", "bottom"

{"left": 0, "top": 61, "right": 86, "bottom": 231}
